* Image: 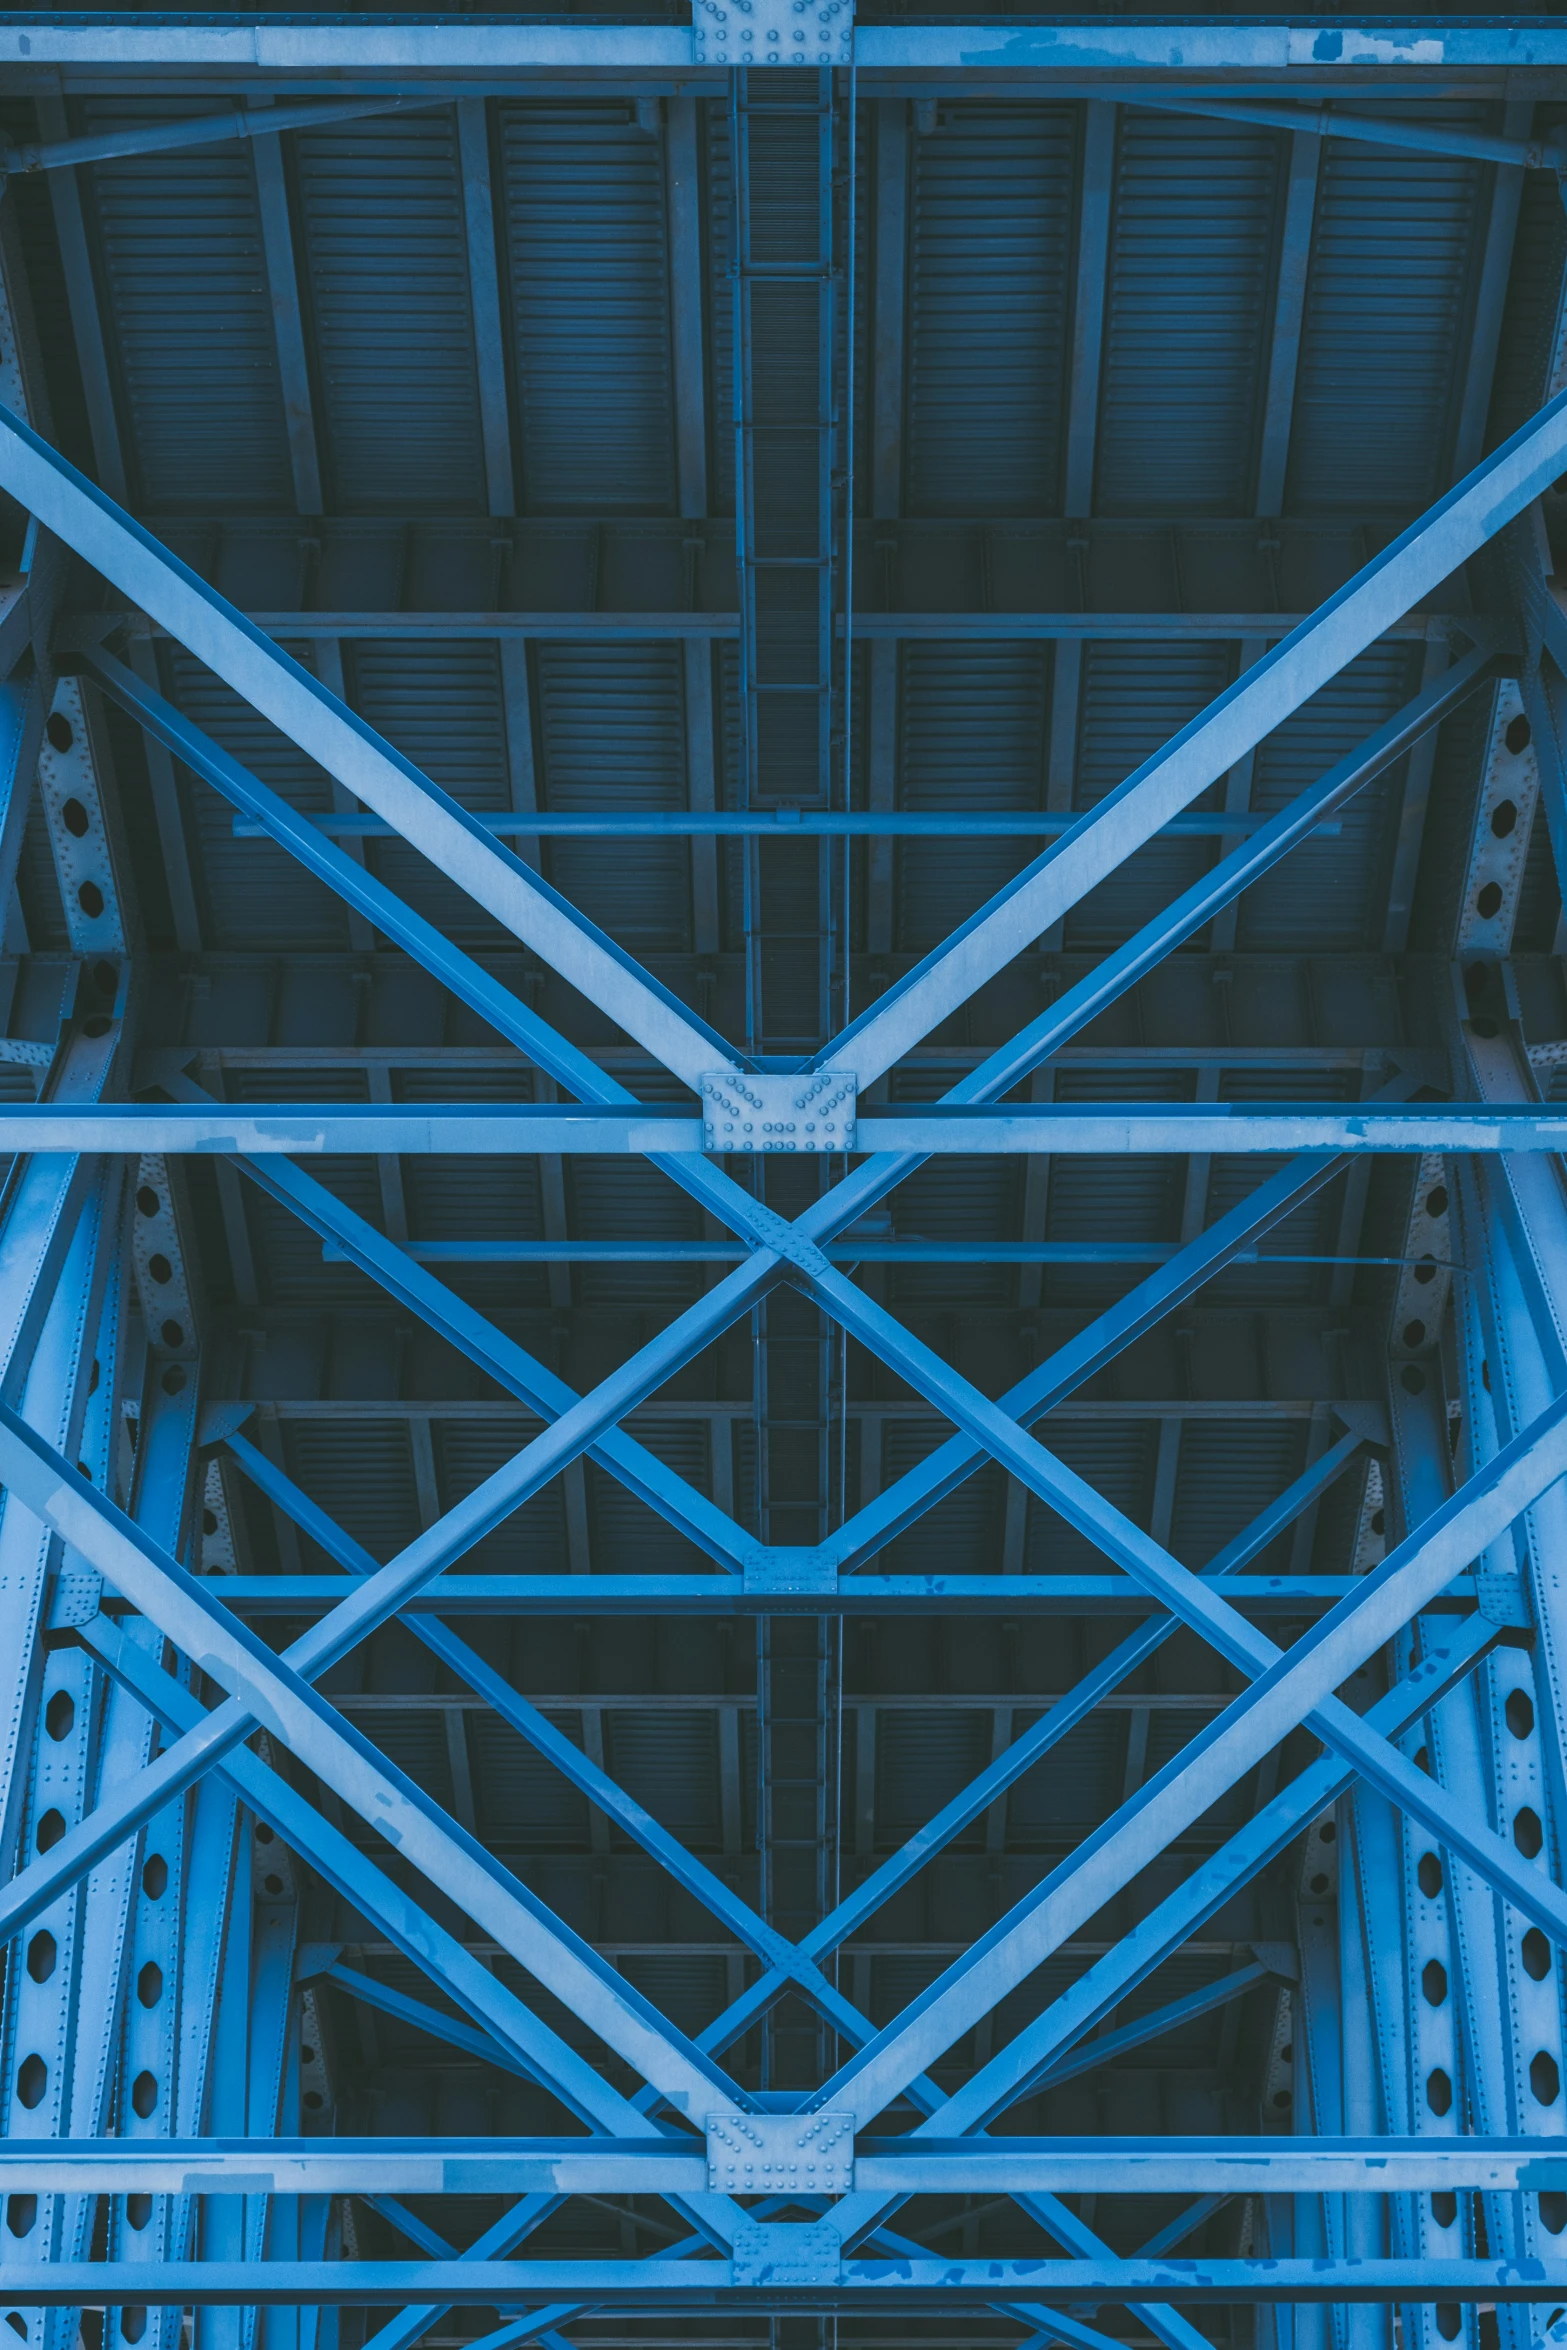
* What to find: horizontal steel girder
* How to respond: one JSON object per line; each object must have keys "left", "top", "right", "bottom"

{"left": 317, "top": 1242, "right": 1400, "bottom": 1264}
{"left": 193, "top": 1573, "right": 1469, "bottom": 1617}
{"left": 6, "top": 2258, "right": 1567, "bottom": 2307}
{"left": 116, "top": 511, "right": 1486, "bottom": 635}
{"left": 5, "top": 1103, "right": 1567, "bottom": 1152}
{"left": 235, "top": 810, "right": 1339, "bottom": 838}
{"left": 17, "top": 2137, "right": 1567, "bottom": 2197}
{"left": 108, "top": 610, "right": 1460, "bottom": 644}
{"left": 9, "top": 20, "right": 1567, "bottom": 64}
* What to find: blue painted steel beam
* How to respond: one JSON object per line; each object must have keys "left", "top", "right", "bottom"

{"left": 201, "top": 1571, "right": 1408, "bottom": 1617}
{"left": 0, "top": 574, "right": 38, "bottom": 681}
{"left": 233, "top": 809, "right": 1336, "bottom": 838}
{"left": 817, "top": 1145, "right": 1360, "bottom": 1574}
{"left": 6, "top": 723, "right": 1503, "bottom": 2340}
{"left": 1253, "top": 126, "right": 1319, "bottom": 520}
{"left": 319, "top": 1241, "right": 1414, "bottom": 1265}
{"left": 857, "top": 23, "right": 1567, "bottom": 67}
{"left": 113, "top": 607, "right": 1451, "bottom": 644}
{"left": 823, "top": 1615, "right": 1500, "bottom": 2273}
{"left": 796, "top": 1290, "right": 1567, "bottom": 2119}
{"left": 866, "top": 2225, "right": 1141, "bottom": 2350}
{"left": 359, "top": 2200, "right": 463, "bottom": 2265}
{"left": 1059, "top": 88, "right": 1566, "bottom": 169}
{"left": 73, "top": 1616, "right": 708, "bottom": 2156}
{"left": 6, "top": 17, "right": 1567, "bottom": 64}
{"left": 107, "top": 625, "right": 1372, "bottom": 1644}
{"left": 0, "top": 1162, "right": 127, "bottom": 2350}
{"left": 817, "top": 395, "right": 1559, "bottom": 1085}
{"left": 127, "top": 1411, "right": 1341, "bottom": 2346}
{"left": 192, "top": 1096, "right": 752, "bottom": 1574}
{"left": 218, "top": 1431, "right": 898, "bottom": 2034}
{"left": 8, "top": 2258, "right": 1567, "bottom": 2306}
{"left": 156, "top": 1615, "right": 1498, "bottom": 2350}
{"left": 221, "top": 1428, "right": 1329, "bottom": 2144}
{"left": 78, "top": 644, "right": 691, "bottom": 1121}
{"left": 22, "top": 8, "right": 1567, "bottom": 81}
{"left": 895, "top": 645, "right": 1490, "bottom": 1112}
{"left": 6, "top": 444, "right": 740, "bottom": 1092}
{"left": 1020, "top": 1964, "right": 1273, "bottom": 2093}
{"left": 0, "top": 96, "right": 422, "bottom": 175}
{"left": 16, "top": 1102, "right": 1567, "bottom": 1152}
{"left": 666, "top": 653, "right": 1463, "bottom": 1339}
{"left": 681, "top": 1437, "right": 1363, "bottom": 2065}
{"left": 219, "top": 1412, "right": 1491, "bottom": 2350}
{"left": 0, "top": 653, "right": 50, "bottom": 949}
{"left": 16, "top": 2138, "right": 1567, "bottom": 2196}
{"left": 1138, "top": 2201, "right": 1232, "bottom": 2260}
{"left": 0, "top": 1152, "right": 816, "bottom": 1956}
{"left": 205, "top": 1042, "right": 1370, "bottom": 1614}
{"left": 0, "top": 1412, "right": 754, "bottom": 2130}
{"left": 314, "top": 1963, "right": 537, "bottom": 2087}
{"left": 84, "top": 599, "right": 1462, "bottom": 1674}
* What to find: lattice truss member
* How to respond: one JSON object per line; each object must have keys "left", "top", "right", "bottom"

{"left": 6, "top": 23, "right": 1567, "bottom": 2350}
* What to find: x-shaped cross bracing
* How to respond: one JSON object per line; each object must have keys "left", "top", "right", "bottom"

{"left": 3, "top": 392, "right": 1567, "bottom": 2321}
{"left": 3, "top": 1412, "right": 1517, "bottom": 2330}
{"left": 6, "top": 390, "right": 1562, "bottom": 1100}
{"left": 9, "top": 1129, "right": 1365, "bottom": 2350}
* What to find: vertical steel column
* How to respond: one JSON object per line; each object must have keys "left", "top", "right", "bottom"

{"left": 1355, "top": 670, "right": 1567, "bottom": 2350}
{"left": 193, "top": 1766, "right": 296, "bottom": 2350}
{"left": 1339, "top": 1141, "right": 1470, "bottom": 2350}
{"left": 1445, "top": 1039, "right": 1567, "bottom": 2334}
{"left": 0, "top": 659, "right": 140, "bottom": 2350}
{"left": 1291, "top": 1804, "right": 1341, "bottom": 2350}
{"left": 106, "top": 1159, "right": 232, "bottom": 2350}
{"left": 1447, "top": 1201, "right": 1566, "bottom": 2348}
{"left": 1378, "top": 1370, "right": 1478, "bottom": 2350}
{"left": 0, "top": 1170, "right": 127, "bottom": 2349}
{"left": 0, "top": 200, "right": 61, "bottom": 951}
{"left": 1451, "top": 693, "right": 1567, "bottom": 2331}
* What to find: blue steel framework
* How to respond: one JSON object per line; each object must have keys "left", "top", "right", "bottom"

{"left": 2, "top": 20, "right": 1567, "bottom": 2350}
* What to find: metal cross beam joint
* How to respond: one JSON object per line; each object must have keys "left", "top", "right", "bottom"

{"left": 706, "top": 2110, "right": 857, "bottom": 2195}
{"left": 693, "top": 0, "right": 853, "bottom": 65}
{"left": 730, "top": 2221, "right": 845, "bottom": 2286}
{"left": 700, "top": 1068, "right": 857, "bottom": 1151}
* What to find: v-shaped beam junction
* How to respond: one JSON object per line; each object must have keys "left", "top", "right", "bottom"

{"left": 4, "top": 389, "right": 1560, "bottom": 1103}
